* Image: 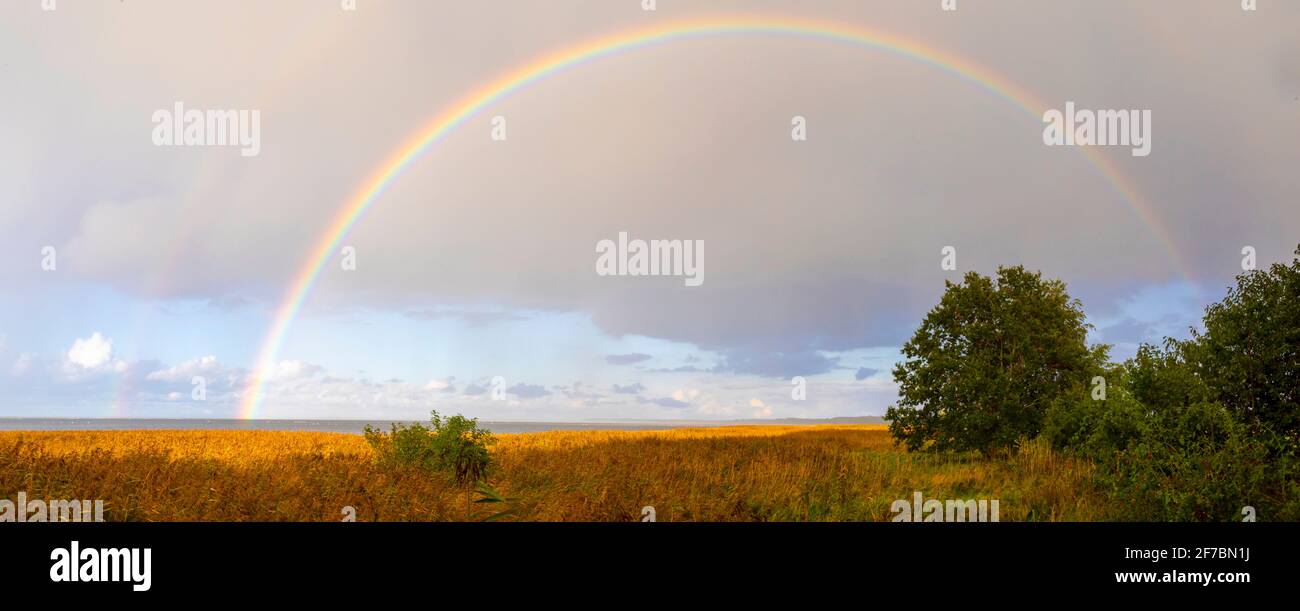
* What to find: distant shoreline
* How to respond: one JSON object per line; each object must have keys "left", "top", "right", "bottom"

{"left": 0, "top": 416, "right": 885, "bottom": 435}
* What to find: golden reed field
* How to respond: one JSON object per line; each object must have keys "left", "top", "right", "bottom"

{"left": 0, "top": 425, "right": 1102, "bottom": 521}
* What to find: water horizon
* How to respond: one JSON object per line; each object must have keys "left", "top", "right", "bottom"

{"left": 0, "top": 416, "right": 884, "bottom": 435}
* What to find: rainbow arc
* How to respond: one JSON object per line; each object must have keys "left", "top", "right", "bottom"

{"left": 239, "top": 16, "right": 1190, "bottom": 419}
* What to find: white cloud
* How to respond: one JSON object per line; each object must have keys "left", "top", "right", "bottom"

{"left": 695, "top": 400, "right": 739, "bottom": 418}
{"left": 147, "top": 355, "right": 221, "bottom": 382}
{"left": 67, "top": 332, "right": 113, "bottom": 369}
{"left": 672, "top": 388, "right": 701, "bottom": 403}
{"left": 424, "top": 379, "right": 451, "bottom": 391}
{"left": 749, "top": 398, "right": 773, "bottom": 419}
{"left": 266, "top": 360, "right": 323, "bottom": 381}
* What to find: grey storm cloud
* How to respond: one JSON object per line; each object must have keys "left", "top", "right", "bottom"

{"left": 507, "top": 383, "right": 551, "bottom": 399}
{"left": 5, "top": 0, "right": 1298, "bottom": 377}
{"left": 1098, "top": 318, "right": 1162, "bottom": 346}
{"left": 556, "top": 383, "right": 603, "bottom": 404}
{"left": 649, "top": 365, "right": 706, "bottom": 373}
{"left": 712, "top": 348, "right": 839, "bottom": 378}
{"left": 611, "top": 383, "right": 646, "bottom": 395}
{"left": 854, "top": 367, "right": 878, "bottom": 381}
{"left": 639, "top": 396, "right": 689, "bottom": 409}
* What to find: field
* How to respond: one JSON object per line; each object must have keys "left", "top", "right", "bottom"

{"left": 0, "top": 425, "right": 1103, "bottom": 521}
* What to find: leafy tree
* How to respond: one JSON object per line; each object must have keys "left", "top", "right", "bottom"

{"left": 886, "top": 266, "right": 1105, "bottom": 453}
{"left": 1191, "top": 246, "right": 1300, "bottom": 440}
{"left": 1124, "top": 340, "right": 1212, "bottom": 411}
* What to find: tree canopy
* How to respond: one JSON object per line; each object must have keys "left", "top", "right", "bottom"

{"left": 886, "top": 266, "right": 1105, "bottom": 453}
{"left": 1192, "top": 246, "right": 1300, "bottom": 439}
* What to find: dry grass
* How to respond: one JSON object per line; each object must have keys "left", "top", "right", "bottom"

{"left": 0, "top": 425, "right": 1103, "bottom": 521}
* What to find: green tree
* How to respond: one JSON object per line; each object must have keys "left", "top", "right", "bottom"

{"left": 1124, "top": 340, "right": 1212, "bottom": 411}
{"left": 886, "top": 266, "right": 1105, "bottom": 453}
{"left": 1191, "top": 245, "right": 1300, "bottom": 440}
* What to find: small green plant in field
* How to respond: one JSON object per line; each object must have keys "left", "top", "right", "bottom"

{"left": 473, "top": 482, "right": 518, "bottom": 522}
{"left": 363, "top": 410, "right": 495, "bottom": 486}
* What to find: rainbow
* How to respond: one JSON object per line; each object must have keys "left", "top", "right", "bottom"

{"left": 239, "top": 15, "right": 1191, "bottom": 419}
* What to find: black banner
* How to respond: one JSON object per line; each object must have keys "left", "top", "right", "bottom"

{"left": 0, "top": 522, "right": 1285, "bottom": 599}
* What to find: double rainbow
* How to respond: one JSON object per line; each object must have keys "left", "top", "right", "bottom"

{"left": 239, "top": 15, "right": 1190, "bottom": 419}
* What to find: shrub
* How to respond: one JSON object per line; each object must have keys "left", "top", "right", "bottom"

{"left": 1043, "top": 383, "right": 1150, "bottom": 461}
{"left": 363, "top": 411, "right": 495, "bottom": 486}
{"left": 1098, "top": 403, "right": 1300, "bottom": 521}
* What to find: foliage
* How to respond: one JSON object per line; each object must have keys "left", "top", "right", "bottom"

{"left": 894, "top": 248, "right": 1300, "bottom": 520}
{"left": 363, "top": 410, "right": 495, "bottom": 486}
{"left": 1043, "top": 382, "right": 1150, "bottom": 461}
{"left": 473, "top": 482, "right": 518, "bottom": 522}
{"left": 1098, "top": 402, "right": 1300, "bottom": 521}
{"left": 887, "top": 266, "right": 1105, "bottom": 454}
{"left": 1124, "top": 340, "right": 1212, "bottom": 410}
{"left": 1190, "top": 246, "right": 1300, "bottom": 441}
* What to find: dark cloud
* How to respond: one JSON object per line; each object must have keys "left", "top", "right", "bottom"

{"left": 638, "top": 396, "right": 689, "bottom": 409}
{"left": 854, "top": 367, "right": 878, "bottom": 381}
{"left": 711, "top": 348, "right": 839, "bottom": 378}
{"left": 507, "top": 383, "right": 550, "bottom": 399}
{"left": 611, "top": 383, "right": 645, "bottom": 395}
{"left": 605, "top": 353, "right": 652, "bottom": 366}
{"left": 1097, "top": 318, "right": 1160, "bottom": 346}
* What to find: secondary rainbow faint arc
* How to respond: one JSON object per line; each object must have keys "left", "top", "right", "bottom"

{"left": 239, "top": 15, "right": 1192, "bottom": 419}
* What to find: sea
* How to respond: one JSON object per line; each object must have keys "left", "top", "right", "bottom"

{"left": 0, "top": 417, "right": 882, "bottom": 434}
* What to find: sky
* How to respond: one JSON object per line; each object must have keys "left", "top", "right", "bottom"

{"left": 1, "top": 0, "right": 1296, "bottom": 420}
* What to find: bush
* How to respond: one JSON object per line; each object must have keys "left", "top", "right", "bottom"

{"left": 1043, "top": 383, "right": 1150, "bottom": 461}
{"left": 1097, "top": 402, "right": 1300, "bottom": 521}
{"left": 1044, "top": 377, "right": 1300, "bottom": 520}
{"left": 363, "top": 411, "right": 495, "bottom": 486}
